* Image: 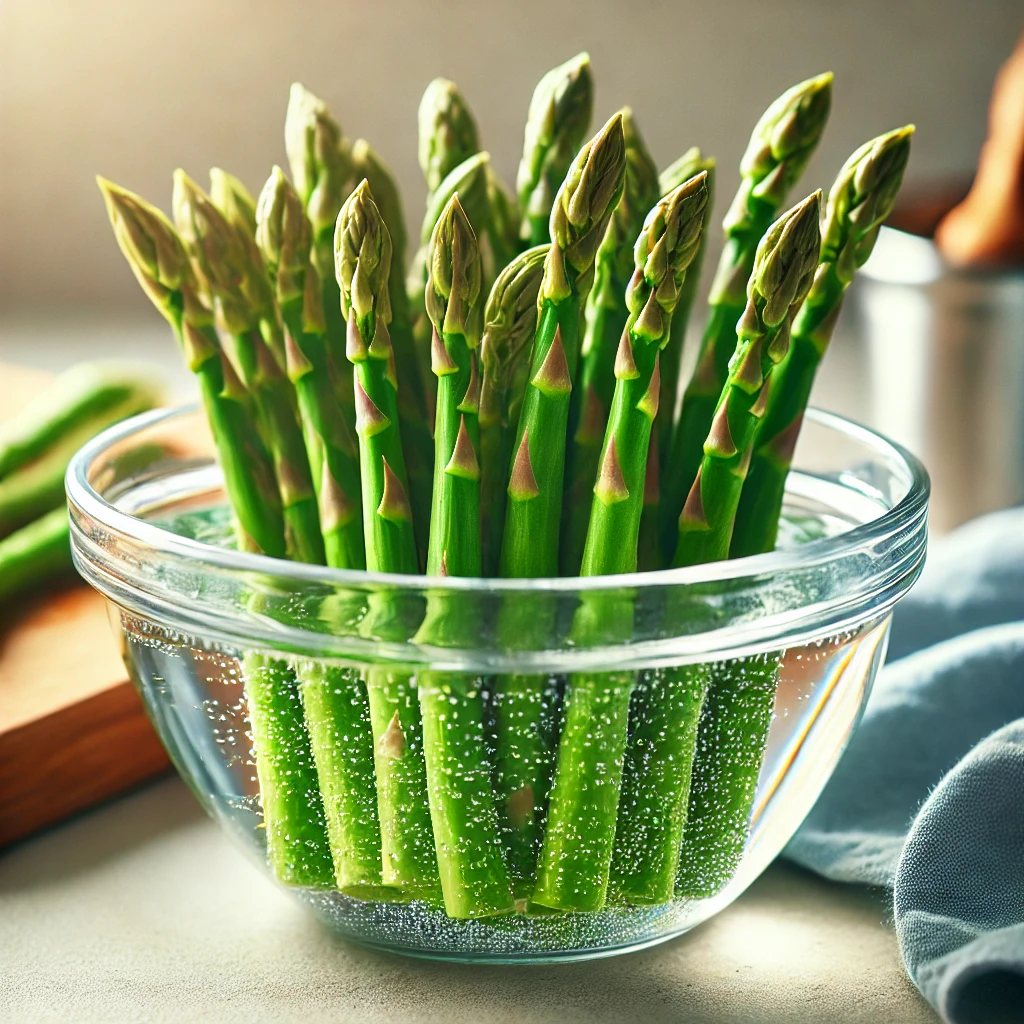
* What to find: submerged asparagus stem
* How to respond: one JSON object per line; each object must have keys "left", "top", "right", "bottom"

{"left": 336, "top": 181, "right": 438, "bottom": 896}
{"left": 416, "top": 195, "right": 515, "bottom": 918}
{"left": 99, "top": 178, "right": 335, "bottom": 887}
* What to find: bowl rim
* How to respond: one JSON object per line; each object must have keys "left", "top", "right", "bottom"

{"left": 67, "top": 403, "right": 930, "bottom": 595}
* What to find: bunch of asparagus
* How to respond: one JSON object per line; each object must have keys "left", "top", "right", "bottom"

{"left": 99, "top": 55, "right": 912, "bottom": 918}
{"left": 0, "top": 364, "right": 162, "bottom": 604}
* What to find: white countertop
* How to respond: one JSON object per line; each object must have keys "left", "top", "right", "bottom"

{"left": 0, "top": 776, "right": 938, "bottom": 1024}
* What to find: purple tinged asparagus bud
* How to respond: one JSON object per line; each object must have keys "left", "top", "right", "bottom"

{"left": 334, "top": 179, "right": 394, "bottom": 335}
{"left": 425, "top": 194, "right": 483, "bottom": 346}
{"left": 285, "top": 83, "right": 353, "bottom": 239}
{"left": 545, "top": 112, "right": 627, "bottom": 297}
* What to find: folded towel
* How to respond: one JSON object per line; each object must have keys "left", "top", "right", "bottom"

{"left": 784, "top": 507, "right": 1024, "bottom": 1023}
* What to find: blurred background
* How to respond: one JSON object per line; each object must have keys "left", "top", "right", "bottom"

{"left": 1, "top": 0, "right": 1022, "bottom": 524}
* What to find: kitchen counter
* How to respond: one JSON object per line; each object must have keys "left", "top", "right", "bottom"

{"left": 0, "top": 776, "right": 937, "bottom": 1024}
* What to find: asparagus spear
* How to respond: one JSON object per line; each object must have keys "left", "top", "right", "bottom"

{"left": 636, "top": 150, "right": 716, "bottom": 571}
{"left": 99, "top": 179, "right": 334, "bottom": 888}
{"left": 561, "top": 108, "right": 660, "bottom": 576}
{"left": 672, "top": 192, "right": 822, "bottom": 567}
{"left": 352, "top": 139, "right": 433, "bottom": 560}
{"left": 173, "top": 170, "right": 325, "bottom": 565}
{"left": 662, "top": 74, "right": 832, "bottom": 562}
{"left": 285, "top": 83, "right": 356, "bottom": 423}
{"left": 416, "top": 195, "right": 515, "bottom": 918}
{"left": 672, "top": 194, "right": 821, "bottom": 901}
{"left": 254, "top": 167, "right": 386, "bottom": 897}
{"left": 478, "top": 246, "right": 553, "bottom": 900}
{"left": 255, "top": 166, "right": 364, "bottom": 570}
{"left": 499, "top": 112, "right": 627, "bottom": 578}
{"left": 209, "top": 168, "right": 257, "bottom": 237}
{"left": 731, "top": 125, "right": 914, "bottom": 557}
{"left": 418, "top": 78, "right": 480, "bottom": 198}
{"left": 0, "top": 362, "right": 163, "bottom": 481}
{"left": 336, "top": 181, "right": 439, "bottom": 897}
{"left": 479, "top": 244, "right": 548, "bottom": 576}
{"left": 516, "top": 53, "right": 594, "bottom": 247}
{"left": 0, "top": 507, "right": 73, "bottom": 603}
{"left": 408, "top": 152, "right": 492, "bottom": 420}
{"left": 533, "top": 174, "right": 710, "bottom": 912}
{"left": 656, "top": 149, "right": 717, "bottom": 470}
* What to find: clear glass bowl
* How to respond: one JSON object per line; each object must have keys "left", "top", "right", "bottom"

{"left": 67, "top": 405, "right": 928, "bottom": 963}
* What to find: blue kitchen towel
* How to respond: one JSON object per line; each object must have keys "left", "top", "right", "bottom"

{"left": 784, "top": 507, "right": 1024, "bottom": 1022}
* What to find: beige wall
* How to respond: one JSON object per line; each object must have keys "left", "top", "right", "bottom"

{"left": 0, "top": 0, "right": 1019, "bottom": 316}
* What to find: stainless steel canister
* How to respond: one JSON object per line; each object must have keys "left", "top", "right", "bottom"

{"left": 855, "top": 227, "right": 1024, "bottom": 533}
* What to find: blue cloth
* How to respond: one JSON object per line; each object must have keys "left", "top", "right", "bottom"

{"left": 784, "top": 507, "right": 1024, "bottom": 1023}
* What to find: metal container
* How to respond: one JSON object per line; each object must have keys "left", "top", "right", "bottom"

{"left": 856, "top": 226, "right": 1024, "bottom": 533}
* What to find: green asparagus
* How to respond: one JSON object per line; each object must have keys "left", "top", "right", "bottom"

{"left": 209, "top": 168, "right": 258, "bottom": 237}
{"left": 533, "top": 174, "right": 710, "bottom": 912}
{"left": 336, "top": 181, "right": 438, "bottom": 896}
{"left": 730, "top": 125, "right": 914, "bottom": 557}
{"left": 516, "top": 53, "right": 594, "bottom": 246}
{"left": 173, "top": 169, "right": 325, "bottom": 565}
{"left": 662, "top": 74, "right": 832, "bottom": 562}
{"left": 418, "top": 79, "right": 480, "bottom": 198}
{"left": 0, "top": 362, "right": 163, "bottom": 480}
{"left": 0, "top": 506, "right": 73, "bottom": 603}
{"left": 99, "top": 178, "right": 334, "bottom": 888}
{"left": 672, "top": 193, "right": 821, "bottom": 901}
{"left": 561, "top": 108, "right": 660, "bottom": 576}
{"left": 499, "top": 112, "right": 627, "bottom": 579}
{"left": 285, "top": 83, "right": 356, "bottom": 424}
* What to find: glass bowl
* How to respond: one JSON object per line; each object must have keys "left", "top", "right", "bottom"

{"left": 66, "top": 405, "right": 928, "bottom": 963}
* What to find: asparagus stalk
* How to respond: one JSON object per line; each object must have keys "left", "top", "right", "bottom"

{"left": 0, "top": 362, "right": 163, "bottom": 480}
{"left": 636, "top": 151, "right": 716, "bottom": 571}
{"left": 671, "top": 194, "right": 821, "bottom": 901}
{"left": 336, "top": 181, "right": 438, "bottom": 896}
{"left": 0, "top": 507, "right": 73, "bottom": 603}
{"left": 418, "top": 78, "right": 480, "bottom": 198}
{"left": 408, "top": 152, "right": 492, "bottom": 421}
{"left": 254, "top": 167, "right": 386, "bottom": 897}
{"left": 478, "top": 246, "right": 553, "bottom": 900}
{"left": 479, "top": 245, "right": 548, "bottom": 576}
{"left": 99, "top": 179, "right": 334, "bottom": 887}
{"left": 173, "top": 170, "right": 325, "bottom": 565}
{"left": 662, "top": 74, "right": 832, "bottom": 562}
{"left": 672, "top": 192, "right": 821, "bottom": 567}
{"left": 533, "top": 174, "right": 710, "bottom": 912}
{"left": 499, "top": 112, "right": 627, "bottom": 578}
{"left": 516, "top": 53, "right": 594, "bottom": 247}
{"left": 285, "top": 83, "right": 356, "bottom": 424}
{"left": 730, "top": 125, "right": 914, "bottom": 557}
{"left": 561, "top": 108, "right": 660, "bottom": 576}
{"left": 255, "top": 167, "right": 364, "bottom": 570}
{"left": 415, "top": 195, "right": 515, "bottom": 918}
{"left": 656, "top": 150, "right": 717, "bottom": 470}
{"left": 352, "top": 139, "right": 433, "bottom": 561}
{"left": 209, "top": 168, "right": 258, "bottom": 237}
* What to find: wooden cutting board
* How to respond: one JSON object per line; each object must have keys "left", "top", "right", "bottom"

{"left": 0, "top": 364, "right": 169, "bottom": 847}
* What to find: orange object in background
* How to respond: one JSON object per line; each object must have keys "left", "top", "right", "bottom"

{"left": 936, "top": 33, "right": 1024, "bottom": 267}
